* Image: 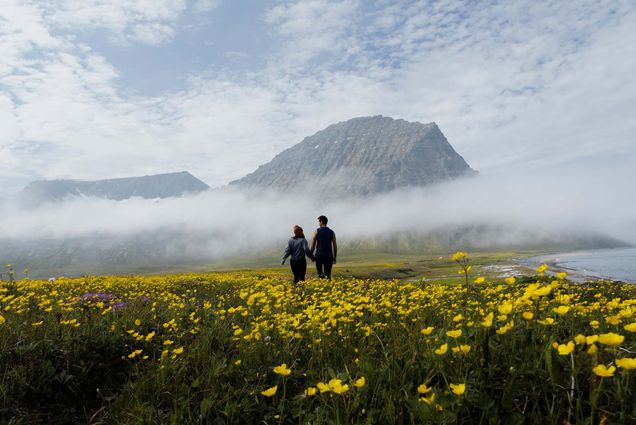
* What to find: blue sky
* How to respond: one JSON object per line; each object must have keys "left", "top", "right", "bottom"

{"left": 1, "top": 0, "right": 635, "bottom": 195}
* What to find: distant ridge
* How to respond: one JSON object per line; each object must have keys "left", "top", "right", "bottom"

{"left": 231, "top": 115, "right": 476, "bottom": 197}
{"left": 20, "top": 171, "right": 209, "bottom": 206}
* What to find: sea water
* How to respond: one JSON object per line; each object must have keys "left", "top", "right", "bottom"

{"left": 551, "top": 247, "right": 636, "bottom": 282}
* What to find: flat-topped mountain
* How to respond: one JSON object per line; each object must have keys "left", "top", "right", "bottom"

{"left": 231, "top": 116, "right": 476, "bottom": 196}
{"left": 20, "top": 171, "right": 209, "bottom": 206}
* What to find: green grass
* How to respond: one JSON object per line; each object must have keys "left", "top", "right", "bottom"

{"left": 204, "top": 250, "right": 537, "bottom": 282}
{"left": 2, "top": 262, "right": 635, "bottom": 424}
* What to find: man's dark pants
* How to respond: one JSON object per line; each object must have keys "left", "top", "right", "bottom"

{"left": 315, "top": 256, "right": 333, "bottom": 279}
{"left": 290, "top": 258, "right": 307, "bottom": 283}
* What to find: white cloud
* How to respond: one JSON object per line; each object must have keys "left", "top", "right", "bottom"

{"left": 42, "top": 0, "right": 189, "bottom": 45}
{"left": 2, "top": 165, "right": 635, "bottom": 259}
{"left": 191, "top": 0, "right": 222, "bottom": 13}
{"left": 0, "top": 0, "right": 635, "bottom": 200}
{"left": 264, "top": 0, "right": 360, "bottom": 67}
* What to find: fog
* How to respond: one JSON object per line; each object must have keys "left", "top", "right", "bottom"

{"left": 1, "top": 161, "right": 634, "bottom": 275}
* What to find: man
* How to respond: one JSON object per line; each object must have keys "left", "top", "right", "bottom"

{"left": 311, "top": 215, "right": 337, "bottom": 279}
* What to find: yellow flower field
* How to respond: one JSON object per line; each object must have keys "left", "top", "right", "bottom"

{"left": 1, "top": 259, "right": 635, "bottom": 424}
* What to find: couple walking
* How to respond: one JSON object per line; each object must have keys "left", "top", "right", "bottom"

{"left": 281, "top": 215, "right": 337, "bottom": 283}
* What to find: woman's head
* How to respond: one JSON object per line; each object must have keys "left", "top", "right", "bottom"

{"left": 293, "top": 225, "right": 305, "bottom": 238}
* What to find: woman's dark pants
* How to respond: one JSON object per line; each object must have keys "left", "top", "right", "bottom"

{"left": 290, "top": 258, "right": 307, "bottom": 283}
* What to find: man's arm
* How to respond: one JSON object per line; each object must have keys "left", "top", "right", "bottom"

{"left": 332, "top": 233, "right": 337, "bottom": 264}
{"left": 310, "top": 231, "right": 317, "bottom": 254}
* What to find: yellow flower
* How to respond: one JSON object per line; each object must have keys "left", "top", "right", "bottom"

{"left": 522, "top": 311, "right": 534, "bottom": 320}
{"left": 553, "top": 305, "right": 570, "bottom": 315}
{"left": 305, "top": 387, "right": 317, "bottom": 396}
{"left": 234, "top": 359, "right": 242, "bottom": 365}
{"left": 453, "top": 314, "right": 463, "bottom": 322}
{"left": 451, "top": 252, "right": 468, "bottom": 262}
{"left": 496, "top": 320, "right": 515, "bottom": 335}
{"left": 450, "top": 383, "right": 466, "bottom": 396}
{"left": 557, "top": 341, "right": 575, "bottom": 355}
{"left": 574, "top": 334, "right": 586, "bottom": 345}
{"left": 134, "top": 319, "right": 141, "bottom": 326}
{"left": 233, "top": 328, "right": 243, "bottom": 336}
{"left": 419, "top": 393, "right": 435, "bottom": 405}
{"left": 173, "top": 347, "right": 184, "bottom": 355}
{"left": 598, "top": 333, "right": 624, "bottom": 346}
{"left": 587, "top": 344, "right": 598, "bottom": 355}
{"left": 536, "top": 264, "right": 548, "bottom": 274}
{"left": 474, "top": 277, "right": 485, "bottom": 284}
{"left": 592, "top": 364, "right": 615, "bottom": 377}
{"left": 446, "top": 329, "right": 462, "bottom": 338}
{"left": 417, "top": 384, "right": 432, "bottom": 394}
{"left": 273, "top": 363, "right": 292, "bottom": 376}
{"left": 481, "top": 312, "right": 494, "bottom": 328}
{"left": 353, "top": 377, "right": 366, "bottom": 388}
{"left": 615, "top": 358, "right": 636, "bottom": 370}
{"left": 504, "top": 277, "right": 516, "bottom": 285}
{"left": 556, "top": 294, "right": 571, "bottom": 305}
{"left": 457, "top": 265, "right": 472, "bottom": 274}
{"left": 498, "top": 302, "right": 513, "bottom": 315}
{"left": 434, "top": 343, "right": 448, "bottom": 355}
{"left": 261, "top": 385, "right": 277, "bottom": 397}
{"left": 586, "top": 335, "right": 599, "bottom": 345}
{"left": 317, "top": 382, "right": 330, "bottom": 393}
{"left": 624, "top": 323, "right": 636, "bottom": 332}
{"left": 328, "top": 378, "right": 349, "bottom": 394}
{"left": 589, "top": 320, "right": 600, "bottom": 329}
{"left": 452, "top": 344, "right": 471, "bottom": 354}
{"left": 420, "top": 326, "right": 434, "bottom": 335}
{"left": 537, "top": 318, "right": 556, "bottom": 326}
{"left": 145, "top": 331, "right": 155, "bottom": 342}
{"left": 556, "top": 272, "right": 567, "bottom": 280}
{"left": 163, "top": 339, "right": 174, "bottom": 346}
{"left": 127, "top": 349, "right": 143, "bottom": 359}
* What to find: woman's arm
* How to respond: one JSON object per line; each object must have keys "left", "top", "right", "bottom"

{"left": 303, "top": 238, "right": 315, "bottom": 261}
{"left": 281, "top": 240, "right": 291, "bottom": 264}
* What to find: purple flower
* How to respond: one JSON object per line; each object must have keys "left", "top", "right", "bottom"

{"left": 111, "top": 301, "right": 126, "bottom": 311}
{"left": 78, "top": 292, "right": 114, "bottom": 303}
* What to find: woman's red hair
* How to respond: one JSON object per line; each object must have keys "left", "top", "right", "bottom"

{"left": 293, "top": 225, "right": 305, "bottom": 238}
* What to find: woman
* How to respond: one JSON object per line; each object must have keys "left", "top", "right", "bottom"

{"left": 281, "top": 225, "right": 315, "bottom": 283}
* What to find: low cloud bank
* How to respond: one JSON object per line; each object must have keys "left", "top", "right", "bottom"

{"left": 0, "top": 164, "right": 634, "bottom": 275}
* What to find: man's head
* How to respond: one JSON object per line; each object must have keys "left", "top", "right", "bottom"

{"left": 317, "top": 215, "right": 328, "bottom": 226}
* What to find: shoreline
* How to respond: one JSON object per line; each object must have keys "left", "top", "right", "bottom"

{"left": 519, "top": 248, "right": 634, "bottom": 283}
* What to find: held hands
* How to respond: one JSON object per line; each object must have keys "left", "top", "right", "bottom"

{"left": 281, "top": 260, "right": 286, "bottom": 265}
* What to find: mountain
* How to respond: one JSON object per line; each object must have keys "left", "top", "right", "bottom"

{"left": 231, "top": 115, "right": 476, "bottom": 196}
{"left": 19, "top": 171, "right": 209, "bottom": 206}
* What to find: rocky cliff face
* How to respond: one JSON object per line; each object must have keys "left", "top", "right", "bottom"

{"left": 20, "top": 171, "right": 209, "bottom": 206}
{"left": 230, "top": 116, "right": 476, "bottom": 197}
